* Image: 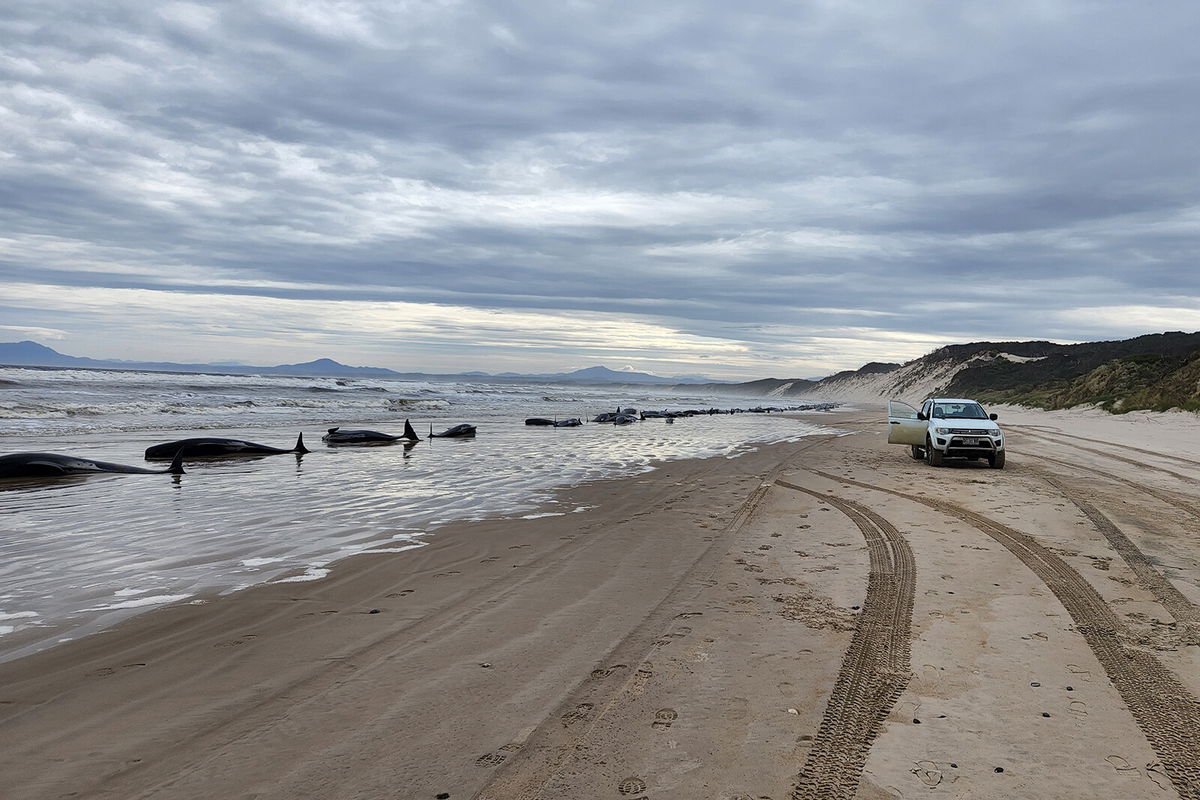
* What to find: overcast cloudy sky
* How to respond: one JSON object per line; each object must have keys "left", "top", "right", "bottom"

{"left": 2, "top": 1, "right": 1198, "bottom": 379}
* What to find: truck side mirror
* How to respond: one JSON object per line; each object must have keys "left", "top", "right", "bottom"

{"left": 989, "top": 413, "right": 998, "bottom": 421}
{"left": 916, "top": 412, "right": 927, "bottom": 421}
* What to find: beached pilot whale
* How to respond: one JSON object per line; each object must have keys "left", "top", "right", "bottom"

{"left": 144, "top": 432, "right": 309, "bottom": 460}
{"left": 430, "top": 423, "right": 476, "bottom": 438}
{"left": 322, "top": 420, "right": 421, "bottom": 444}
{"left": 1, "top": 447, "right": 186, "bottom": 479}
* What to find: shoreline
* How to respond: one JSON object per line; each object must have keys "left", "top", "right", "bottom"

{"left": 0, "top": 410, "right": 835, "bottom": 662}
{"left": 3, "top": 407, "right": 1199, "bottom": 799}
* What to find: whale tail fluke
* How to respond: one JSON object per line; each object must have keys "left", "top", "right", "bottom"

{"left": 403, "top": 419, "right": 420, "bottom": 441}
{"left": 294, "top": 432, "right": 310, "bottom": 454}
{"left": 167, "top": 447, "right": 187, "bottom": 475}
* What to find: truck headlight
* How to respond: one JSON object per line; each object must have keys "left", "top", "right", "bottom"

{"left": 935, "top": 427, "right": 950, "bottom": 434}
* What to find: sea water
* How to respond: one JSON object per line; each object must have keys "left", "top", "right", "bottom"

{"left": 0, "top": 366, "right": 837, "bottom": 660}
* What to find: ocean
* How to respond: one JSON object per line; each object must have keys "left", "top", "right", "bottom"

{"left": 0, "top": 365, "right": 839, "bottom": 661}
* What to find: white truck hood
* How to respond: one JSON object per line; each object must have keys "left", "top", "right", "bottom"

{"left": 931, "top": 419, "right": 1000, "bottom": 433}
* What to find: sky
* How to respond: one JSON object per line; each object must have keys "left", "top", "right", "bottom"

{"left": 2, "top": 1, "right": 1199, "bottom": 380}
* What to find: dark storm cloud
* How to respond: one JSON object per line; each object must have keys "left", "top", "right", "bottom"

{"left": 2, "top": 0, "right": 1199, "bottom": 375}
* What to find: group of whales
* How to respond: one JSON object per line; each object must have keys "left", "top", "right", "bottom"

{"left": 1, "top": 402, "right": 839, "bottom": 481}
{"left": 0, "top": 419, "right": 477, "bottom": 481}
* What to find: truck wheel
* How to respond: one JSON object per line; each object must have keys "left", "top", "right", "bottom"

{"left": 989, "top": 451, "right": 1006, "bottom": 469}
{"left": 910, "top": 445, "right": 925, "bottom": 460}
{"left": 926, "top": 438, "right": 943, "bottom": 467}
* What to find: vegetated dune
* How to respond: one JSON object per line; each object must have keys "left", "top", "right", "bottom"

{"left": 689, "top": 331, "right": 1200, "bottom": 413}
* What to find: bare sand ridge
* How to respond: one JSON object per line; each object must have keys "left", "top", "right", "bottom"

{"left": 2, "top": 407, "right": 1199, "bottom": 799}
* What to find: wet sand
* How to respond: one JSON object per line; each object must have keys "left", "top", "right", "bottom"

{"left": 2, "top": 407, "right": 1199, "bottom": 799}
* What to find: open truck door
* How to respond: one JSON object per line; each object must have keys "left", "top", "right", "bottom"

{"left": 887, "top": 400, "right": 927, "bottom": 446}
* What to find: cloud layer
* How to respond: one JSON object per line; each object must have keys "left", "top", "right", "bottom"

{"left": 2, "top": 1, "right": 1197, "bottom": 377}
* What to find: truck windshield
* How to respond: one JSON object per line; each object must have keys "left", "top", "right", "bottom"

{"left": 933, "top": 403, "right": 988, "bottom": 419}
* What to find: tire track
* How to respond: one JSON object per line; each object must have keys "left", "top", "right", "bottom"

{"left": 1017, "top": 430, "right": 1198, "bottom": 484}
{"left": 773, "top": 480, "right": 916, "bottom": 800}
{"left": 1039, "top": 474, "right": 1200, "bottom": 646}
{"left": 805, "top": 467, "right": 1200, "bottom": 799}
{"left": 1010, "top": 425, "right": 1200, "bottom": 470}
{"left": 1035, "top": 452, "right": 1200, "bottom": 521}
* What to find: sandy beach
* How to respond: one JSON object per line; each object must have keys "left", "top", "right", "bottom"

{"left": 2, "top": 406, "right": 1199, "bottom": 799}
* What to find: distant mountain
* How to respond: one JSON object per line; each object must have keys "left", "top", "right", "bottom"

{"left": 260, "top": 358, "right": 403, "bottom": 377}
{"left": 0, "top": 341, "right": 727, "bottom": 385}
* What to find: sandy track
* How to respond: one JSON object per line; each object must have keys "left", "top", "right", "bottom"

{"left": 808, "top": 466, "right": 1200, "bottom": 798}
{"left": 1039, "top": 474, "right": 1200, "bottom": 645}
{"left": 773, "top": 482, "right": 915, "bottom": 800}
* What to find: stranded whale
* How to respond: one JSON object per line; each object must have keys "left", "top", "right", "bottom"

{"left": 430, "top": 423, "right": 477, "bottom": 438}
{"left": 145, "top": 432, "right": 309, "bottom": 460}
{"left": 322, "top": 420, "right": 421, "bottom": 445}
{"left": 1, "top": 448, "right": 186, "bottom": 479}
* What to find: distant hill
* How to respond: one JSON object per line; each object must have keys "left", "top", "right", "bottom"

{"left": 700, "top": 332, "right": 1200, "bottom": 413}
{"left": 0, "top": 341, "right": 726, "bottom": 385}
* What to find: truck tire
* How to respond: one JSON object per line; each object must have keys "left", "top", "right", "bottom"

{"left": 989, "top": 451, "right": 1006, "bottom": 469}
{"left": 910, "top": 445, "right": 925, "bottom": 460}
{"left": 926, "top": 437, "right": 943, "bottom": 467}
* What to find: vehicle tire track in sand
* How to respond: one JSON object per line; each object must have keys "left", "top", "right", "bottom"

{"left": 1039, "top": 474, "right": 1200, "bottom": 645}
{"left": 773, "top": 480, "right": 915, "bottom": 800}
{"left": 1010, "top": 425, "right": 1200, "bottom": 470}
{"left": 804, "top": 468, "right": 1200, "bottom": 799}
{"left": 1016, "top": 429, "right": 1198, "bottom": 484}
{"left": 1035, "top": 452, "right": 1200, "bottom": 521}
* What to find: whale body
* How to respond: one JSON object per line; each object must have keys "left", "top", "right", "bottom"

{"left": 145, "top": 432, "right": 309, "bottom": 460}
{"left": 430, "top": 424, "right": 476, "bottom": 438}
{"left": 322, "top": 420, "right": 420, "bottom": 445}
{"left": 1, "top": 448, "right": 186, "bottom": 479}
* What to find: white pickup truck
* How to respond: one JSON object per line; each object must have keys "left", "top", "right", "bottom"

{"left": 887, "top": 397, "right": 1005, "bottom": 468}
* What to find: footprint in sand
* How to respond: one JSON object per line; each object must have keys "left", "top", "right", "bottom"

{"left": 475, "top": 751, "right": 507, "bottom": 767}
{"left": 590, "top": 664, "right": 627, "bottom": 680}
{"left": 675, "top": 611, "right": 702, "bottom": 620}
{"left": 631, "top": 664, "right": 654, "bottom": 692}
{"left": 88, "top": 662, "right": 146, "bottom": 677}
{"left": 1146, "top": 763, "right": 1173, "bottom": 791}
{"left": 1104, "top": 755, "right": 1139, "bottom": 775}
{"left": 480, "top": 556, "right": 500, "bottom": 563}
{"left": 652, "top": 708, "right": 678, "bottom": 729}
{"left": 432, "top": 570, "right": 461, "bottom": 578}
{"left": 214, "top": 634, "right": 258, "bottom": 647}
{"left": 560, "top": 702, "right": 594, "bottom": 727}
{"left": 617, "top": 776, "right": 647, "bottom": 795}
{"left": 1068, "top": 700, "right": 1088, "bottom": 715}
{"left": 385, "top": 589, "right": 414, "bottom": 597}
{"left": 912, "top": 760, "right": 943, "bottom": 787}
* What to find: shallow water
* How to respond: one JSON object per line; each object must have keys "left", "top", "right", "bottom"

{"left": 0, "top": 368, "right": 837, "bottom": 660}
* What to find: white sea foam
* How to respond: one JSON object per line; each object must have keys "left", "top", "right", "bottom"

{"left": 81, "top": 594, "right": 192, "bottom": 611}
{"left": 240, "top": 557, "right": 285, "bottom": 567}
{"left": 273, "top": 567, "right": 331, "bottom": 583}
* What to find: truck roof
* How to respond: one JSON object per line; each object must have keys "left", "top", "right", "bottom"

{"left": 925, "top": 397, "right": 984, "bottom": 404}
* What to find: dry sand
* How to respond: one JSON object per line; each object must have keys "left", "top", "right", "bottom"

{"left": 2, "top": 406, "right": 1200, "bottom": 799}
